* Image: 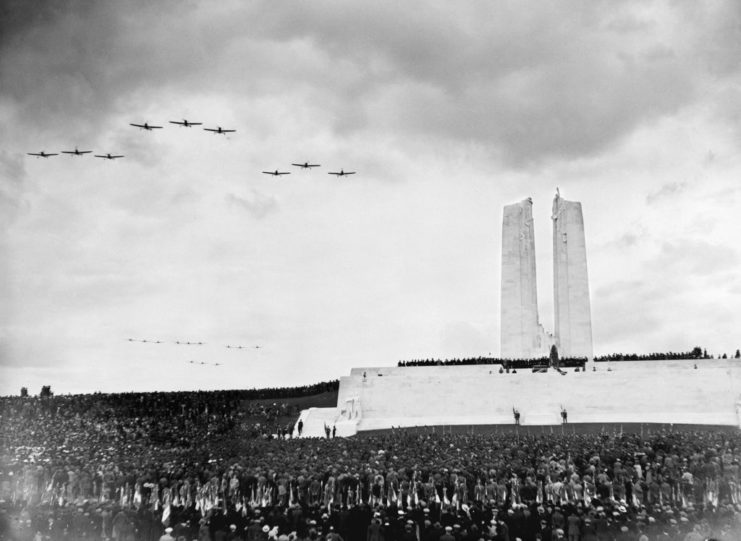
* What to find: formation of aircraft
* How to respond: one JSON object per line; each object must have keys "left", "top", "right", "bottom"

{"left": 262, "top": 163, "right": 357, "bottom": 177}
{"left": 128, "top": 338, "right": 207, "bottom": 345}
{"left": 130, "top": 122, "right": 163, "bottom": 131}
{"left": 225, "top": 344, "right": 262, "bottom": 350}
{"left": 169, "top": 119, "right": 202, "bottom": 127}
{"left": 61, "top": 148, "right": 92, "bottom": 156}
{"left": 27, "top": 120, "right": 361, "bottom": 177}
{"left": 187, "top": 361, "right": 221, "bottom": 366}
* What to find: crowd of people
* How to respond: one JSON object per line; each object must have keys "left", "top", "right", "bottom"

{"left": 396, "top": 358, "right": 587, "bottom": 369}
{"left": 592, "top": 349, "right": 737, "bottom": 363}
{"left": 1, "top": 385, "right": 740, "bottom": 540}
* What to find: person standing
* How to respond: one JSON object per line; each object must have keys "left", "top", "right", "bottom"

{"left": 566, "top": 512, "right": 581, "bottom": 541}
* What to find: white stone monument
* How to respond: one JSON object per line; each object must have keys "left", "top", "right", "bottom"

{"left": 552, "top": 190, "right": 593, "bottom": 359}
{"left": 500, "top": 198, "right": 550, "bottom": 359}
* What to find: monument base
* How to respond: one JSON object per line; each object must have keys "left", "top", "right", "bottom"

{"left": 296, "top": 360, "right": 741, "bottom": 437}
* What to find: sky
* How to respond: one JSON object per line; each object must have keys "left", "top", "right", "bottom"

{"left": 1, "top": 0, "right": 741, "bottom": 395}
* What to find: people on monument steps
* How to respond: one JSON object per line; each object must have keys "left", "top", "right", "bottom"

{"left": 397, "top": 346, "right": 741, "bottom": 367}
{"left": 397, "top": 357, "right": 587, "bottom": 369}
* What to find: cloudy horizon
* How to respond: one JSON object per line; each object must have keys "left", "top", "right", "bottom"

{"left": 2, "top": 1, "right": 741, "bottom": 395}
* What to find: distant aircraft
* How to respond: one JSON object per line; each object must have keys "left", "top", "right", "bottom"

{"left": 214, "top": 362, "right": 221, "bottom": 366}
{"left": 254, "top": 345, "right": 262, "bottom": 349}
{"left": 262, "top": 170, "right": 290, "bottom": 176}
{"left": 328, "top": 169, "right": 356, "bottom": 177}
{"left": 292, "top": 162, "right": 320, "bottom": 169}
{"left": 130, "top": 122, "right": 163, "bottom": 131}
{"left": 169, "top": 119, "right": 202, "bottom": 128}
{"left": 127, "top": 338, "right": 134, "bottom": 342}
{"left": 188, "top": 360, "right": 195, "bottom": 364}
{"left": 95, "top": 153, "right": 124, "bottom": 160}
{"left": 61, "top": 148, "right": 92, "bottom": 156}
{"left": 204, "top": 126, "right": 236, "bottom": 134}
{"left": 27, "top": 151, "right": 58, "bottom": 158}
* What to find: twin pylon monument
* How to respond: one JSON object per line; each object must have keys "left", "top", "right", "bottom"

{"left": 295, "top": 191, "right": 741, "bottom": 437}
{"left": 500, "top": 190, "right": 593, "bottom": 360}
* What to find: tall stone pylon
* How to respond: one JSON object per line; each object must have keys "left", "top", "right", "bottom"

{"left": 500, "top": 198, "right": 549, "bottom": 359}
{"left": 552, "top": 190, "right": 593, "bottom": 359}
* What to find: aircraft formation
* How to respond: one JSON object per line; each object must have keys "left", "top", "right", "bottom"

{"left": 128, "top": 338, "right": 261, "bottom": 349}
{"left": 28, "top": 120, "right": 356, "bottom": 175}
{"left": 127, "top": 338, "right": 261, "bottom": 368}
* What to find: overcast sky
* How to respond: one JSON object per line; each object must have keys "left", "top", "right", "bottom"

{"left": 1, "top": 1, "right": 740, "bottom": 395}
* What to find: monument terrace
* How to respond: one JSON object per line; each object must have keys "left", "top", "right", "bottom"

{"left": 294, "top": 192, "right": 741, "bottom": 438}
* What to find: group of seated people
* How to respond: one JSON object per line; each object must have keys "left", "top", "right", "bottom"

{"left": 1, "top": 385, "right": 740, "bottom": 540}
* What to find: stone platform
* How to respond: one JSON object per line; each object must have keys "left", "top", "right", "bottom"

{"left": 295, "top": 359, "right": 741, "bottom": 437}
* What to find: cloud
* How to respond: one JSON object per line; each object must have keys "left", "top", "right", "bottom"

{"left": 226, "top": 190, "right": 278, "bottom": 219}
{"left": 4, "top": 2, "right": 738, "bottom": 168}
{"left": 652, "top": 240, "right": 739, "bottom": 276}
{"left": 0, "top": 151, "right": 26, "bottom": 229}
{"left": 646, "top": 181, "right": 687, "bottom": 204}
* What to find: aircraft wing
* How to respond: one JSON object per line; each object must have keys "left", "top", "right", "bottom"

{"left": 222, "top": 129, "right": 236, "bottom": 133}
{"left": 130, "top": 123, "right": 145, "bottom": 128}
{"left": 203, "top": 128, "right": 218, "bottom": 132}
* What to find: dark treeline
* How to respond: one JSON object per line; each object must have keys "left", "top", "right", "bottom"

{"left": 398, "top": 357, "right": 587, "bottom": 369}
{"left": 1, "top": 380, "right": 339, "bottom": 402}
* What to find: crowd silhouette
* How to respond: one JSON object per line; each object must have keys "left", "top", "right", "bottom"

{"left": 1, "top": 384, "right": 740, "bottom": 540}
{"left": 397, "top": 357, "right": 587, "bottom": 369}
